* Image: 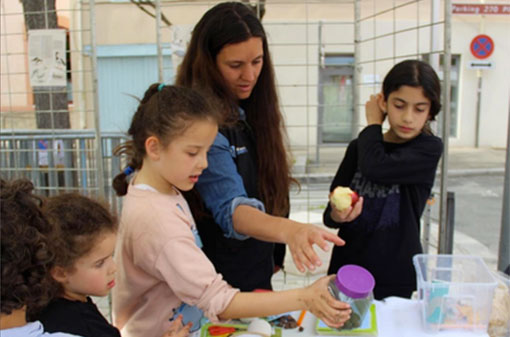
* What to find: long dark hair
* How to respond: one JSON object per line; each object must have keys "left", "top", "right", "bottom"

{"left": 176, "top": 2, "right": 294, "bottom": 216}
{"left": 112, "top": 84, "right": 220, "bottom": 196}
{"left": 382, "top": 59, "right": 442, "bottom": 134}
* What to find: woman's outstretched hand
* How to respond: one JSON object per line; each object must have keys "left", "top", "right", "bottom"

{"left": 302, "top": 275, "right": 351, "bottom": 328}
{"left": 232, "top": 205, "right": 345, "bottom": 273}
{"left": 285, "top": 221, "right": 345, "bottom": 273}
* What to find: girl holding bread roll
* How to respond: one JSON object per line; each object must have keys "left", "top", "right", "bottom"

{"left": 323, "top": 60, "right": 443, "bottom": 300}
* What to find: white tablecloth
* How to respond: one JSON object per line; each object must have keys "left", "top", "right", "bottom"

{"left": 286, "top": 297, "right": 489, "bottom": 337}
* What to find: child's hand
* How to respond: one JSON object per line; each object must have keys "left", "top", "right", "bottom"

{"left": 303, "top": 275, "right": 351, "bottom": 328}
{"left": 162, "top": 315, "right": 192, "bottom": 337}
{"left": 365, "top": 93, "right": 385, "bottom": 125}
{"left": 329, "top": 193, "right": 363, "bottom": 223}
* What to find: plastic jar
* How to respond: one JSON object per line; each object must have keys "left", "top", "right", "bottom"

{"left": 328, "top": 264, "right": 375, "bottom": 330}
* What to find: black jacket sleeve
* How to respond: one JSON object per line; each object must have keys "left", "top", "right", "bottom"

{"left": 357, "top": 125, "right": 443, "bottom": 186}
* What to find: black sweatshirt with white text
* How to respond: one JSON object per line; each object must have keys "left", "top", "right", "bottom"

{"left": 324, "top": 124, "right": 443, "bottom": 299}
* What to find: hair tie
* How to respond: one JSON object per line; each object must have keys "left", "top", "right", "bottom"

{"left": 123, "top": 166, "right": 134, "bottom": 176}
{"left": 158, "top": 83, "right": 165, "bottom": 92}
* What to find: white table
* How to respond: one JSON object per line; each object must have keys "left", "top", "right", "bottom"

{"left": 286, "top": 297, "right": 489, "bottom": 337}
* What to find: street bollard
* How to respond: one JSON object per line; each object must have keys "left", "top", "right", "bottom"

{"left": 438, "top": 191, "right": 455, "bottom": 254}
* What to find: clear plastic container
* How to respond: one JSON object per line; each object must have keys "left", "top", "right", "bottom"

{"left": 413, "top": 254, "right": 498, "bottom": 333}
{"left": 327, "top": 264, "right": 375, "bottom": 330}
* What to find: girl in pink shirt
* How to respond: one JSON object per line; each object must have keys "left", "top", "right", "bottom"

{"left": 112, "top": 84, "right": 351, "bottom": 337}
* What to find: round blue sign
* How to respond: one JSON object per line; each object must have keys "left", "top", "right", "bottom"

{"left": 470, "top": 34, "right": 494, "bottom": 59}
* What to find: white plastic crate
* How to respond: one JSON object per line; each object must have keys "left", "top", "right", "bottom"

{"left": 413, "top": 254, "right": 498, "bottom": 333}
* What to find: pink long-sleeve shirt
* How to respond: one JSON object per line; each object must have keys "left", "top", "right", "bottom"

{"left": 112, "top": 184, "right": 239, "bottom": 337}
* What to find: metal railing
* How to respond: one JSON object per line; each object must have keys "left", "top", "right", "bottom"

{"left": 0, "top": 129, "right": 127, "bottom": 215}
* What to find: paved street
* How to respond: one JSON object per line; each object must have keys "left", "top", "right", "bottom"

{"left": 431, "top": 174, "right": 505, "bottom": 262}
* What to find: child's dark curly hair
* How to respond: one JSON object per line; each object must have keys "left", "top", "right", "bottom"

{"left": 1, "top": 178, "right": 54, "bottom": 315}
{"left": 42, "top": 193, "right": 118, "bottom": 295}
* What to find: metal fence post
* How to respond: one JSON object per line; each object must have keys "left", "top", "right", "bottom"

{"left": 353, "top": 0, "right": 361, "bottom": 139}
{"left": 498, "top": 92, "right": 510, "bottom": 275}
{"left": 47, "top": 139, "right": 57, "bottom": 196}
{"left": 445, "top": 191, "right": 455, "bottom": 254}
{"left": 63, "top": 139, "right": 75, "bottom": 190}
{"left": 156, "top": 0, "right": 163, "bottom": 83}
{"left": 88, "top": 0, "right": 105, "bottom": 199}
{"left": 29, "top": 140, "right": 39, "bottom": 185}
{"left": 438, "top": 191, "right": 455, "bottom": 254}
{"left": 438, "top": 0, "right": 452, "bottom": 255}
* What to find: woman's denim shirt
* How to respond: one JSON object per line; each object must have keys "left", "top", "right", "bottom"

{"left": 195, "top": 109, "right": 265, "bottom": 240}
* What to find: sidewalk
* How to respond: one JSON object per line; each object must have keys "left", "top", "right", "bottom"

{"left": 443, "top": 147, "right": 507, "bottom": 176}
{"left": 293, "top": 146, "right": 507, "bottom": 183}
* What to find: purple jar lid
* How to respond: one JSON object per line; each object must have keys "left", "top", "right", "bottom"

{"left": 335, "top": 264, "right": 375, "bottom": 299}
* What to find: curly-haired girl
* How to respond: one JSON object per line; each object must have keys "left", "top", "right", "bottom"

{"left": 33, "top": 193, "right": 121, "bottom": 337}
{"left": 0, "top": 178, "right": 75, "bottom": 337}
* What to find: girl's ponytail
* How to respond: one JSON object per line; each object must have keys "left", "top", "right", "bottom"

{"left": 112, "top": 141, "right": 143, "bottom": 196}
{"left": 112, "top": 83, "right": 161, "bottom": 196}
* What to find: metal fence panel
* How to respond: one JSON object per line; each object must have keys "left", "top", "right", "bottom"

{"left": 1, "top": 0, "right": 450, "bottom": 248}
{"left": 1, "top": 0, "right": 109, "bottom": 199}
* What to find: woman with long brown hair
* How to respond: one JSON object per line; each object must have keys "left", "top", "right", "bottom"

{"left": 176, "top": 1, "right": 345, "bottom": 291}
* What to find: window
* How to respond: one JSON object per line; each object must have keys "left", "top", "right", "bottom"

{"left": 318, "top": 55, "right": 355, "bottom": 144}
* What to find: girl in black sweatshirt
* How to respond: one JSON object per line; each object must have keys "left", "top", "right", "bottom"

{"left": 324, "top": 60, "right": 443, "bottom": 300}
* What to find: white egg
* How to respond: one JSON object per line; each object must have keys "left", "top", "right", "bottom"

{"left": 247, "top": 319, "right": 272, "bottom": 337}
